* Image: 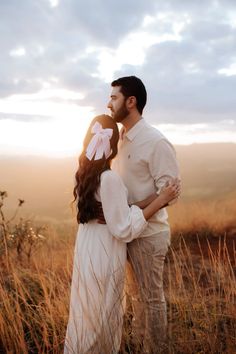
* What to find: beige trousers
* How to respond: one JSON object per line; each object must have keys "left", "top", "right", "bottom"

{"left": 127, "top": 231, "right": 170, "bottom": 353}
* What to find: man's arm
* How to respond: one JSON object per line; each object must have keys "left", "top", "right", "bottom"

{"left": 149, "top": 139, "right": 181, "bottom": 205}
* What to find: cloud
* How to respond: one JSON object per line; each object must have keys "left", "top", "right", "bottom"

{"left": 0, "top": 113, "right": 52, "bottom": 122}
{"left": 57, "top": 0, "right": 158, "bottom": 46}
{"left": 0, "top": 0, "right": 235, "bottom": 130}
{"left": 113, "top": 4, "right": 236, "bottom": 125}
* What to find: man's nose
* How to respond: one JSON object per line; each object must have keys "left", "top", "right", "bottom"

{"left": 107, "top": 100, "right": 112, "bottom": 109}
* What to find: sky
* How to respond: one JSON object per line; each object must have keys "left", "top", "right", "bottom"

{"left": 0, "top": 0, "right": 236, "bottom": 156}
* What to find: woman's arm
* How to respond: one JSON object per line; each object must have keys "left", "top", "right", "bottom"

{"left": 100, "top": 171, "right": 148, "bottom": 241}
{"left": 99, "top": 172, "right": 180, "bottom": 242}
{"left": 132, "top": 193, "right": 157, "bottom": 209}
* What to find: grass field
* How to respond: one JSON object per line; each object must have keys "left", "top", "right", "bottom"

{"left": 0, "top": 197, "right": 236, "bottom": 353}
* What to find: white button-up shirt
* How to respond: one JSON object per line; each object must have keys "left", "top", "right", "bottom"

{"left": 112, "top": 118, "right": 180, "bottom": 237}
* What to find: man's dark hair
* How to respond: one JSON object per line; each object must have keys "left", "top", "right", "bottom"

{"left": 111, "top": 76, "right": 147, "bottom": 115}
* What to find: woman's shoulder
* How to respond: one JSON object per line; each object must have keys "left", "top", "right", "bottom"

{"left": 101, "top": 169, "right": 123, "bottom": 185}
{"left": 100, "top": 169, "right": 127, "bottom": 198}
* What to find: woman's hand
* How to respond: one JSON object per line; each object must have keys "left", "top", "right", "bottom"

{"left": 159, "top": 178, "right": 181, "bottom": 205}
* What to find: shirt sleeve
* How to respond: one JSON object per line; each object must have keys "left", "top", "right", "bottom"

{"left": 100, "top": 171, "right": 148, "bottom": 242}
{"left": 149, "top": 138, "right": 180, "bottom": 198}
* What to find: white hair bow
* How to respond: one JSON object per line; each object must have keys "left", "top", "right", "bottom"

{"left": 86, "top": 122, "right": 113, "bottom": 161}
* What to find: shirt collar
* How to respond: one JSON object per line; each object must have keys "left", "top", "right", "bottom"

{"left": 124, "top": 118, "right": 145, "bottom": 141}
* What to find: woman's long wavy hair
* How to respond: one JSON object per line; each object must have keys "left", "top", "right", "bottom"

{"left": 73, "top": 114, "right": 119, "bottom": 224}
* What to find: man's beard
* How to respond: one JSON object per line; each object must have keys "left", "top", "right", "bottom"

{"left": 112, "top": 103, "right": 129, "bottom": 123}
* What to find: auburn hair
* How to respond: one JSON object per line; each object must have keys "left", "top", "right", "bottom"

{"left": 73, "top": 114, "right": 119, "bottom": 224}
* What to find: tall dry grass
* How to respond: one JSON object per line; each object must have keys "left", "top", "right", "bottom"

{"left": 0, "top": 199, "right": 235, "bottom": 353}
{"left": 164, "top": 240, "right": 236, "bottom": 354}
{"left": 0, "top": 224, "right": 74, "bottom": 353}
{"left": 168, "top": 195, "right": 236, "bottom": 239}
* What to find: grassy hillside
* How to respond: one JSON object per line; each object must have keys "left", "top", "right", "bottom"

{"left": 175, "top": 143, "right": 236, "bottom": 199}
{"left": 1, "top": 143, "right": 236, "bottom": 221}
{"left": 0, "top": 156, "right": 76, "bottom": 222}
{"left": 0, "top": 203, "right": 235, "bottom": 353}
{"left": 0, "top": 144, "right": 236, "bottom": 353}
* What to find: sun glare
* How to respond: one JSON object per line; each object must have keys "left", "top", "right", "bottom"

{"left": 0, "top": 116, "right": 92, "bottom": 157}
{"left": 0, "top": 87, "right": 94, "bottom": 156}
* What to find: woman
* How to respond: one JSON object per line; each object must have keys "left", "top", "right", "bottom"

{"left": 64, "top": 114, "right": 180, "bottom": 354}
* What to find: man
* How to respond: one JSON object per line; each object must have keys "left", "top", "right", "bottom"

{"left": 107, "top": 76, "right": 180, "bottom": 353}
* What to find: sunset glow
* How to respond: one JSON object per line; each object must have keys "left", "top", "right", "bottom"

{"left": 0, "top": 1, "right": 236, "bottom": 156}
{"left": 0, "top": 86, "right": 94, "bottom": 156}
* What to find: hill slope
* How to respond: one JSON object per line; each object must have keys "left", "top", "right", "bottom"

{"left": 1, "top": 143, "right": 236, "bottom": 221}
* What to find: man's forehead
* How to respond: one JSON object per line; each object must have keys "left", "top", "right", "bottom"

{"left": 111, "top": 86, "right": 122, "bottom": 96}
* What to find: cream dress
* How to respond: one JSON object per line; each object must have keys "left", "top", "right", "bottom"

{"left": 64, "top": 170, "right": 147, "bottom": 354}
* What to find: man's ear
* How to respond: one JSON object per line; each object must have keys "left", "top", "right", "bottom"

{"left": 126, "top": 96, "right": 136, "bottom": 109}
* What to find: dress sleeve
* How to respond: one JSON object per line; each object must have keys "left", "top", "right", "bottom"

{"left": 100, "top": 171, "right": 148, "bottom": 242}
